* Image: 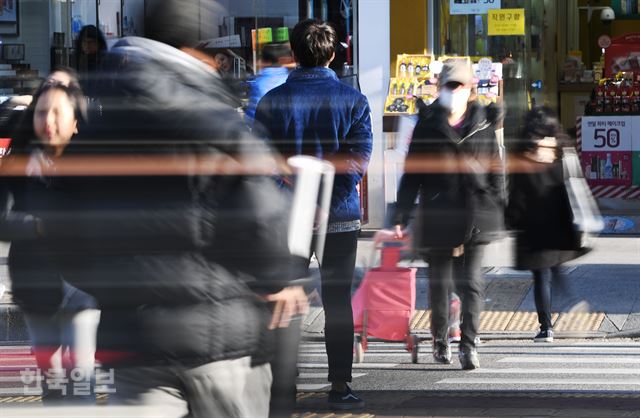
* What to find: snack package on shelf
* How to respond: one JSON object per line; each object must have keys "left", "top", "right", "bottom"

{"left": 386, "top": 55, "right": 503, "bottom": 114}
{"left": 396, "top": 54, "right": 434, "bottom": 81}
{"left": 385, "top": 96, "right": 414, "bottom": 114}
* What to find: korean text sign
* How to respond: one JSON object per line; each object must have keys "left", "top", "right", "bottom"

{"left": 488, "top": 9, "right": 525, "bottom": 36}
{"left": 450, "top": 0, "right": 501, "bottom": 15}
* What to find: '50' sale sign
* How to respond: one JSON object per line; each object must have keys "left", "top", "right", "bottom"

{"left": 581, "top": 117, "right": 633, "bottom": 152}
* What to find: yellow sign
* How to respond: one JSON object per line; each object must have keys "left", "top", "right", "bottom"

{"left": 488, "top": 9, "right": 525, "bottom": 36}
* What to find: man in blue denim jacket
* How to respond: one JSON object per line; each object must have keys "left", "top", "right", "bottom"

{"left": 255, "top": 18, "right": 372, "bottom": 410}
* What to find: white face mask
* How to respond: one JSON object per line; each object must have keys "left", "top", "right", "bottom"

{"left": 439, "top": 87, "right": 471, "bottom": 112}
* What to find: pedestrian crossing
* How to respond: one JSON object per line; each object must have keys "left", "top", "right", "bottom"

{"left": 4, "top": 341, "right": 640, "bottom": 398}
{"left": 296, "top": 341, "right": 400, "bottom": 391}
{"left": 0, "top": 346, "right": 37, "bottom": 396}
{"left": 436, "top": 341, "right": 640, "bottom": 393}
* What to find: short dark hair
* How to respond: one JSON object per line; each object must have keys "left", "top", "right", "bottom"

{"left": 262, "top": 43, "right": 292, "bottom": 65}
{"left": 290, "top": 19, "right": 337, "bottom": 67}
{"left": 145, "top": 0, "right": 220, "bottom": 48}
{"left": 516, "top": 106, "right": 567, "bottom": 152}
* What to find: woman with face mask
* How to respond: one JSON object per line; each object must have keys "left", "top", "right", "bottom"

{"left": 505, "top": 107, "right": 589, "bottom": 343}
{"left": 389, "top": 59, "right": 506, "bottom": 370}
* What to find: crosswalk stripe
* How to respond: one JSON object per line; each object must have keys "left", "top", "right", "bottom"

{"left": 298, "top": 352, "right": 419, "bottom": 358}
{"left": 469, "top": 368, "right": 640, "bottom": 375}
{"left": 0, "top": 376, "right": 44, "bottom": 383}
{"left": 299, "top": 373, "right": 367, "bottom": 379}
{"left": 297, "top": 362, "right": 398, "bottom": 369}
{"left": 439, "top": 378, "right": 640, "bottom": 385}
{"left": 297, "top": 383, "right": 330, "bottom": 391}
{"left": 0, "top": 388, "right": 42, "bottom": 395}
{"left": 0, "top": 366, "right": 37, "bottom": 371}
{"left": 551, "top": 346, "right": 640, "bottom": 352}
{"left": 498, "top": 356, "right": 640, "bottom": 364}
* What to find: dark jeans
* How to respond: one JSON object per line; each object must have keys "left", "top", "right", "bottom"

{"left": 269, "top": 316, "right": 302, "bottom": 417}
{"left": 532, "top": 266, "right": 563, "bottom": 331}
{"left": 296, "top": 230, "right": 358, "bottom": 383}
{"left": 429, "top": 244, "right": 486, "bottom": 349}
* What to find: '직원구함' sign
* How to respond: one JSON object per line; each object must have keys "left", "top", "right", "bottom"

{"left": 488, "top": 9, "right": 526, "bottom": 36}
{"left": 450, "top": 0, "right": 501, "bottom": 15}
{"left": 581, "top": 116, "right": 640, "bottom": 186}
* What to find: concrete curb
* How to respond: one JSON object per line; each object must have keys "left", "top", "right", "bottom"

{"left": 605, "top": 328, "right": 640, "bottom": 339}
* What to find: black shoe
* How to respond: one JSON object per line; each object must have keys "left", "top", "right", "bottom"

{"left": 534, "top": 329, "right": 554, "bottom": 342}
{"left": 458, "top": 345, "right": 480, "bottom": 370}
{"left": 432, "top": 339, "right": 452, "bottom": 364}
{"left": 328, "top": 385, "right": 365, "bottom": 410}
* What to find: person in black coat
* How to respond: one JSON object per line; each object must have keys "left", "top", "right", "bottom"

{"left": 1, "top": 1, "right": 308, "bottom": 415}
{"left": 506, "top": 107, "right": 587, "bottom": 343}
{"left": 0, "top": 77, "right": 100, "bottom": 403}
{"left": 390, "top": 59, "right": 506, "bottom": 370}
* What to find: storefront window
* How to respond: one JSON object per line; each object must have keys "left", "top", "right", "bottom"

{"left": 212, "top": 0, "right": 357, "bottom": 79}
{"left": 432, "top": 0, "right": 555, "bottom": 136}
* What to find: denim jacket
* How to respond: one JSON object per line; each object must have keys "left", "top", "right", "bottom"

{"left": 255, "top": 67, "right": 373, "bottom": 224}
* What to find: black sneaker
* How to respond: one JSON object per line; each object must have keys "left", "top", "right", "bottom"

{"left": 432, "top": 339, "right": 452, "bottom": 364}
{"left": 328, "top": 385, "right": 365, "bottom": 410}
{"left": 534, "top": 329, "right": 554, "bottom": 342}
{"left": 458, "top": 345, "right": 480, "bottom": 370}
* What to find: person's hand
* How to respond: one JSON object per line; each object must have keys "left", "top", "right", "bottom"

{"left": 373, "top": 228, "right": 398, "bottom": 244}
{"left": 394, "top": 224, "right": 409, "bottom": 240}
{"left": 263, "top": 286, "right": 309, "bottom": 329}
{"left": 374, "top": 225, "right": 410, "bottom": 244}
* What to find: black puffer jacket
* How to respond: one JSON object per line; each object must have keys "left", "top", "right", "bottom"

{"left": 2, "top": 37, "right": 297, "bottom": 368}
{"left": 393, "top": 100, "right": 506, "bottom": 247}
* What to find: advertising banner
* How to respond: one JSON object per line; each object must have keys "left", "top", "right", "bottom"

{"left": 581, "top": 116, "right": 634, "bottom": 152}
{"left": 581, "top": 116, "right": 636, "bottom": 186}
{"left": 450, "top": 0, "right": 501, "bottom": 15}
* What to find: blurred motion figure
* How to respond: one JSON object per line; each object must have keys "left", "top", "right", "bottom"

{"left": 506, "top": 107, "right": 588, "bottom": 343}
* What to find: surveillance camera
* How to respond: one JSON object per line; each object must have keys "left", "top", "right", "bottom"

{"left": 601, "top": 7, "right": 615, "bottom": 22}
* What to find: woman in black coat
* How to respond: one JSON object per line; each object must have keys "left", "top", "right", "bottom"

{"left": 506, "top": 107, "right": 587, "bottom": 343}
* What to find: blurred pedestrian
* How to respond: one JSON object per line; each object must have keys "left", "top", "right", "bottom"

{"left": 23, "top": 1, "right": 308, "bottom": 417}
{"left": 255, "top": 18, "right": 372, "bottom": 410}
{"left": 74, "top": 25, "right": 107, "bottom": 92}
{"left": 245, "top": 42, "right": 293, "bottom": 122}
{"left": 390, "top": 59, "right": 505, "bottom": 370}
{"left": 506, "top": 107, "right": 588, "bottom": 343}
{"left": 0, "top": 78, "right": 99, "bottom": 403}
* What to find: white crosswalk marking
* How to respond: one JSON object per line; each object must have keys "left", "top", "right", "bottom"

{"left": 437, "top": 342, "right": 640, "bottom": 392}
{"left": 498, "top": 356, "right": 640, "bottom": 364}
{"left": 296, "top": 341, "right": 400, "bottom": 392}
{"left": 440, "top": 378, "right": 640, "bottom": 385}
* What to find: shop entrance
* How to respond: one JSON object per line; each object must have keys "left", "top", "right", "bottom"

{"left": 433, "top": 0, "right": 559, "bottom": 136}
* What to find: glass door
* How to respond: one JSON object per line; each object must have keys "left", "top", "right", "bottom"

{"left": 98, "top": 0, "right": 122, "bottom": 41}
{"left": 434, "top": 0, "right": 555, "bottom": 136}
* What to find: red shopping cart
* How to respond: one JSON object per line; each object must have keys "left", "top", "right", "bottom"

{"left": 352, "top": 241, "right": 419, "bottom": 363}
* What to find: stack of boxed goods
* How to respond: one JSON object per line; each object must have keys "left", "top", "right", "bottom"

{"left": 385, "top": 55, "right": 502, "bottom": 115}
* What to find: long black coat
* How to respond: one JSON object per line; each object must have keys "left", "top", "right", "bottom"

{"left": 0, "top": 37, "right": 297, "bottom": 368}
{"left": 392, "top": 100, "right": 506, "bottom": 249}
{"left": 505, "top": 155, "right": 585, "bottom": 270}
